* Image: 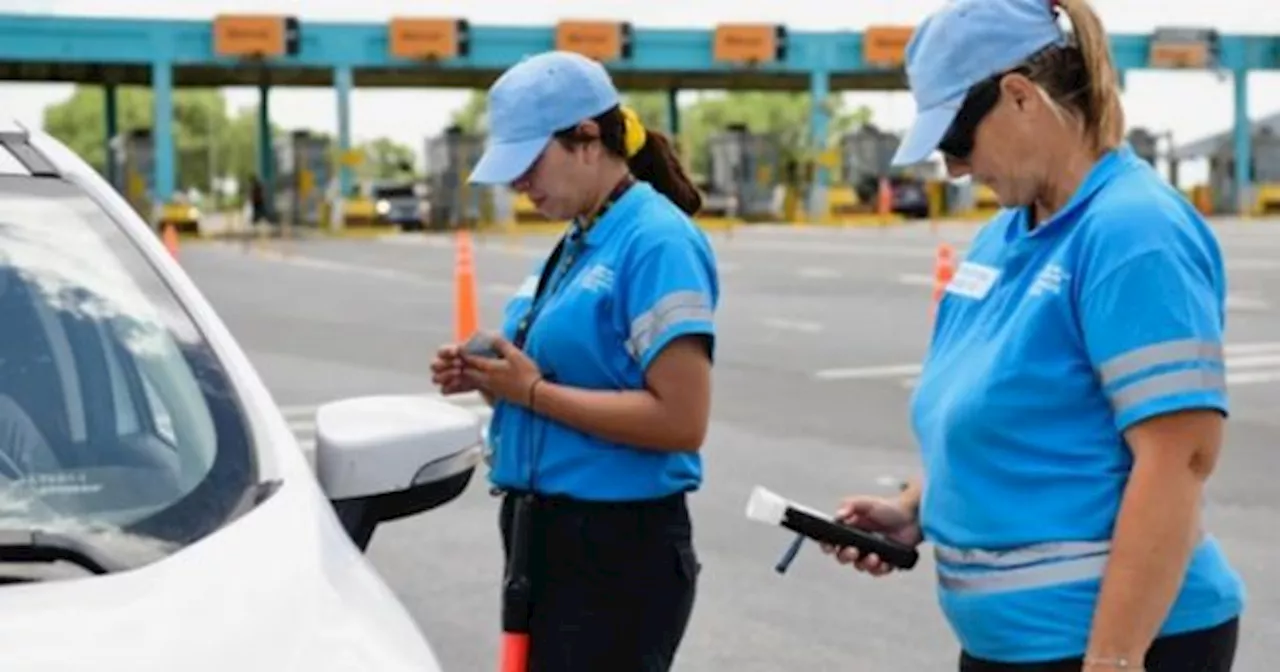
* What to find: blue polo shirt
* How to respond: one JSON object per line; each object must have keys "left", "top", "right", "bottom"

{"left": 910, "top": 146, "right": 1245, "bottom": 662}
{"left": 486, "top": 181, "right": 719, "bottom": 501}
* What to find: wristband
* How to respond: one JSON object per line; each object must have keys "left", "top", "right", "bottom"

{"left": 526, "top": 377, "right": 543, "bottom": 410}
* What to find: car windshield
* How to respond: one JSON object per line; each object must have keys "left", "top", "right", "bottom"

{"left": 374, "top": 185, "right": 415, "bottom": 199}
{"left": 0, "top": 175, "right": 257, "bottom": 566}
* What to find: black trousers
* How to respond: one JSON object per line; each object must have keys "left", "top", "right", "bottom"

{"left": 959, "top": 617, "right": 1240, "bottom": 671}
{"left": 499, "top": 490, "right": 700, "bottom": 672}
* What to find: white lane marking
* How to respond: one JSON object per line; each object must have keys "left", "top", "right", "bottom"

{"left": 1226, "top": 294, "right": 1269, "bottom": 312}
{"left": 798, "top": 266, "right": 842, "bottom": 279}
{"left": 897, "top": 273, "right": 934, "bottom": 286}
{"left": 814, "top": 363, "right": 923, "bottom": 381}
{"left": 1228, "top": 259, "right": 1280, "bottom": 271}
{"left": 760, "top": 318, "right": 824, "bottom": 333}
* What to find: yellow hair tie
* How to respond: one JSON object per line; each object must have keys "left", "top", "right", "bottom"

{"left": 620, "top": 105, "right": 648, "bottom": 158}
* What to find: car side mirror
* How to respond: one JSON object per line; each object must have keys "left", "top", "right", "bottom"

{"left": 314, "top": 394, "right": 484, "bottom": 551}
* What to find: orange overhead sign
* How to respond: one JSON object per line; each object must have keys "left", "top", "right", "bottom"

{"left": 1148, "top": 27, "right": 1218, "bottom": 68}
{"left": 388, "top": 18, "right": 467, "bottom": 59}
{"left": 1149, "top": 43, "right": 1210, "bottom": 68}
{"left": 213, "top": 14, "right": 299, "bottom": 57}
{"left": 713, "top": 23, "right": 785, "bottom": 64}
{"left": 863, "top": 25, "right": 914, "bottom": 67}
{"left": 556, "top": 21, "right": 631, "bottom": 61}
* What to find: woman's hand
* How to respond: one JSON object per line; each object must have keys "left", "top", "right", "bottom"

{"left": 460, "top": 333, "right": 544, "bottom": 407}
{"left": 429, "top": 343, "right": 479, "bottom": 395}
{"left": 820, "top": 495, "right": 924, "bottom": 577}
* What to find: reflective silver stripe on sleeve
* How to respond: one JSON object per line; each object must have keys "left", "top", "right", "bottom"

{"left": 1097, "top": 339, "right": 1224, "bottom": 387}
{"left": 934, "top": 540, "right": 1111, "bottom": 569}
{"left": 937, "top": 554, "right": 1110, "bottom": 594}
{"left": 627, "top": 290, "right": 713, "bottom": 361}
{"left": 1110, "top": 367, "right": 1226, "bottom": 416}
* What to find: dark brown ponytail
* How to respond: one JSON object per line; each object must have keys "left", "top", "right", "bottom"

{"left": 554, "top": 105, "right": 702, "bottom": 216}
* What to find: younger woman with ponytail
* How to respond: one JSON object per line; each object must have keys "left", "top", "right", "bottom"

{"left": 821, "top": 1, "right": 1245, "bottom": 669}
{"left": 430, "top": 50, "right": 717, "bottom": 671}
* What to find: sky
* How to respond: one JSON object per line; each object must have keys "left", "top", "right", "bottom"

{"left": 0, "top": 0, "right": 1276, "bottom": 183}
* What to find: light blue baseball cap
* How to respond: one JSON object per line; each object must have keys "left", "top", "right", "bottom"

{"left": 891, "top": 0, "right": 1068, "bottom": 167}
{"left": 468, "top": 50, "right": 621, "bottom": 185}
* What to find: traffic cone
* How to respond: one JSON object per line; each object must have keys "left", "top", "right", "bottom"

{"left": 162, "top": 222, "right": 180, "bottom": 260}
{"left": 454, "top": 229, "right": 480, "bottom": 343}
{"left": 876, "top": 177, "right": 893, "bottom": 217}
{"left": 932, "top": 242, "right": 955, "bottom": 312}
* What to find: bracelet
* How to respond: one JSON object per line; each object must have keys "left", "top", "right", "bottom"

{"left": 526, "top": 377, "right": 543, "bottom": 410}
{"left": 1083, "top": 656, "right": 1142, "bottom": 670}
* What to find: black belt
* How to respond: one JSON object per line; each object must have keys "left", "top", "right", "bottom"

{"left": 496, "top": 487, "right": 688, "bottom": 513}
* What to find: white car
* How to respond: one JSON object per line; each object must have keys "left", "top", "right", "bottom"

{"left": 0, "top": 120, "right": 482, "bottom": 670}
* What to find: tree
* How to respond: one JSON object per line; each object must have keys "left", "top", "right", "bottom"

{"left": 41, "top": 85, "right": 285, "bottom": 199}
{"left": 444, "top": 88, "right": 872, "bottom": 178}
{"left": 355, "top": 137, "right": 418, "bottom": 181}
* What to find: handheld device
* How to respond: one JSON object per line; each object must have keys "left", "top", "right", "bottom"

{"left": 462, "top": 332, "right": 503, "bottom": 359}
{"left": 745, "top": 485, "right": 919, "bottom": 571}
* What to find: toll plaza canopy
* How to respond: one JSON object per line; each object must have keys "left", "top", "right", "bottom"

{"left": 0, "top": 13, "right": 1276, "bottom": 214}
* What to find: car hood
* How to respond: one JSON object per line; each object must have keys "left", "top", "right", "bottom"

{"left": 0, "top": 474, "right": 443, "bottom": 672}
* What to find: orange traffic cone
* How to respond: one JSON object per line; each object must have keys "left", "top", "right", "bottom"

{"left": 876, "top": 177, "right": 893, "bottom": 217}
{"left": 162, "top": 222, "right": 180, "bottom": 260}
{"left": 454, "top": 229, "right": 480, "bottom": 343}
{"left": 931, "top": 242, "right": 955, "bottom": 313}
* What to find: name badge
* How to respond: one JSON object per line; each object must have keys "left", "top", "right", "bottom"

{"left": 946, "top": 262, "right": 1000, "bottom": 300}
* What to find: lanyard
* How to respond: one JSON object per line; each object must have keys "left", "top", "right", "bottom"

{"left": 512, "top": 174, "right": 636, "bottom": 349}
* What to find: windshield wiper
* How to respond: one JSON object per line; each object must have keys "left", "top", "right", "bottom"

{"left": 0, "top": 529, "right": 127, "bottom": 575}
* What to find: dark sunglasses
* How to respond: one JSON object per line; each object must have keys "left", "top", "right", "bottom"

{"left": 937, "top": 68, "right": 1025, "bottom": 161}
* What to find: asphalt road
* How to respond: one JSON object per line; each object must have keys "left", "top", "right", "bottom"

{"left": 180, "top": 218, "right": 1280, "bottom": 671}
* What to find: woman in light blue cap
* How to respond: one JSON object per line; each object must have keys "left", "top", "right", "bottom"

{"left": 822, "top": 0, "right": 1245, "bottom": 670}
{"left": 429, "top": 50, "right": 718, "bottom": 671}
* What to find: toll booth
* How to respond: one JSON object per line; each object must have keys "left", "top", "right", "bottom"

{"left": 836, "top": 124, "right": 931, "bottom": 219}
{"left": 424, "top": 126, "right": 491, "bottom": 229}
{"left": 1208, "top": 127, "right": 1280, "bottom": 215}
{"left": 108, "top": 129, "right": 154, "bottom": 222}
{"left": 274, "top": 130, "right": 333, "bottom": 229}
{"left": 704, "top": 124, "right": 783, "bottom": 221}
{"left": 1128, "top": 127, "right": 1160, "bottom": 166}
{"left": 107, "top": 129, "right": 200, "bottom": 233}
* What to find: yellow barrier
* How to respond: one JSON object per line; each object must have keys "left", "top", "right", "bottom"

{"left": 1253, "top": 184, "right": 1280, "bottom": 216}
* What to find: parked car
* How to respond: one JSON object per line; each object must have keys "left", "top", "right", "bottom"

{"left": 0, "top": 120, "right": 481, "bottom": 671}
{"left": 373, "top": 182, "right": 428, "bottom": 231}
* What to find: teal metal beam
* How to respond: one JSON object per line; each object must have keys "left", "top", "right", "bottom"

{"left": 1, "top": 13, "right": 1276, "bottom": 214}
{"left": 151, "top": 60, "right": 173, "bottom": 216}
{"left": 0, "top": 14, "right": 1274, "bottom": 79}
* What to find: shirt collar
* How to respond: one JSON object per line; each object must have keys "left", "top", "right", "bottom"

{"left": 577, "top": 180, "right": 647, "bottom": 247}
{"left": 1009, "top": 143, "right": 1139, "bottom": 240}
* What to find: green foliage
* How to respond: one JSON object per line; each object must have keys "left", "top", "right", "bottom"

{"left": 41, "top": 85, "right": 418, "bottom": 200}
{"left": 446, "top": 88, "right": 873, "bottom": 178}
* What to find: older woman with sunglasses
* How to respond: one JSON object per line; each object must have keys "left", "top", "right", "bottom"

{"left": 822, "top": 0, "right": 1245, "bottom": 670}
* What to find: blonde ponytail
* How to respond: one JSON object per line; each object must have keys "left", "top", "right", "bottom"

{"left": 1025, "top": 0, "right": 1126, "bottom": 153}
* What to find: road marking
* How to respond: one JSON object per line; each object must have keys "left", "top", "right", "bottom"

{"left": 798, "top": 266, "right": 842, "bottom": 279}
{"left": 814, "top": 363, "right": 923, "bottom": 380}
{"left": 897, "top": 273, "right": 934, "bottom": 286}
{"left": 250, "top": 249, "right": 450, "bottom": 287}
{"left": 1226, "top": 294, "right": 1269, "bottom": 312}
{"left": 1227, "top": 259, "right": 1280, "bottom": 271}
{"left": 760, "top": 317, "right": 824, "bottom": 333}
